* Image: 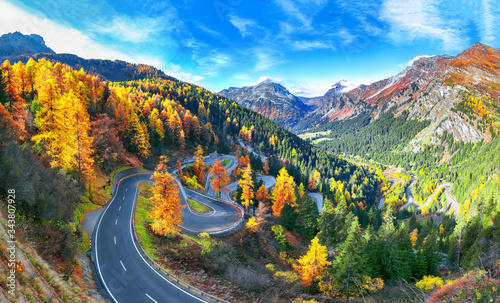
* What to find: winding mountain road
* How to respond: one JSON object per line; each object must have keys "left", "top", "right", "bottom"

{"left": 94, "top": 156, "right": 243, "bottom": 303}
{"left": 94, "top": 173, "right": 209, "bottom": 303}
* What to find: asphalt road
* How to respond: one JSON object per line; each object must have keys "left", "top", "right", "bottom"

{"left": 307, "top": 192, "right": 324, "bottom": 213}
{"left": 95, "top": 156, "right": 244, "bottom": 303}
{"left": 401, "top": 179, "right": 416, "bottom": 210}
{"left": 94, "top": 173, "right": 208, "bottom": 303}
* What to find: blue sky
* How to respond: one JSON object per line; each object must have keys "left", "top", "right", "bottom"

{"left": 1, "top": 0, "right": 499, "bottom": 97}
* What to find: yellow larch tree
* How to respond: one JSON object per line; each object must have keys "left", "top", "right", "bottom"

{"left": 209, "top": 158, "right": 230, "bottom": 198}
{"left": 149, "top": 157, "right": 185, "bottom": 235}
{"left": 410, "top": 228, "right": 419, "bottom": 249}
{"left": 272, "top": 167, "right": 297, "bottom": 217}
{"left": 308, "top": 170, "right": 320, "bottom": 190}
{"left": 193, "top": 144, "right": 205, "bottom": 184}
{"left": 238, "top": 164, "right": 254, "bottom": 212}
{"left": 294, "top": 237, "right": 331, "bottom": 286}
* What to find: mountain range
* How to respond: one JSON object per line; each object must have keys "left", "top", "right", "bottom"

{"left": 2, "top": 32, "right": 498, "bottom": 148}
{"left": 219, "top": 43, "right": 500, "bottom": 148}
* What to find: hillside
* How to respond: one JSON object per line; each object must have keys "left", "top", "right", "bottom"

{"left": 0, "top": 32, "right": 174, "bottom": 82}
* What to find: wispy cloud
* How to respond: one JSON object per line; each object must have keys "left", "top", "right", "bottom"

{"left": 254, "top": 51, "right": 287, "bottom": 71}
{"left": 91, "top": 15, "right": 164, "bottom": 43}
{"left": 477, "top": 0, "right": 497, "bottom": 44}
{"left": 273, "top": 0, "right": 312, "bottom": 29}
{"left": 229, "top": 15, "right": 259, "bottom": 38}
{"left": 380, "top": 0, "right": 466, "bottom": 50}
{"left": 291, "top": 40, "right": 334, "bottom": 51}
{"left": 196, "top": 50, "right": 231, "bottom": 75}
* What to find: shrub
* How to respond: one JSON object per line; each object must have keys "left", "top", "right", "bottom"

{"left": 416, "top": 275, "right": 444, "bottom": 291}
{"left": 429, "top": 270, "right": 500, "bottom": 303}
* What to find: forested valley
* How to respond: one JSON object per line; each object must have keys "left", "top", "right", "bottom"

{"left": 1, "top": 55, "right": 499, "bottom": 302}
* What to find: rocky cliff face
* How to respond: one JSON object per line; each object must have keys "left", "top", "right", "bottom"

{"left": 0, "top": 32, "right": 55, "bottom": 57}
{"left": 218, "top": 81, "right": 313, "bottom": 130}
{"left": 295, "top": 43, "right": 500, "bottom": 146}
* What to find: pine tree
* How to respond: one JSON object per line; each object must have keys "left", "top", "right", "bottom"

{"left": 317, "top": 198, "right": 335, "bottom": 247}
{"left": 329, "top": 217, "right": 365, "bottom": 299}
{"left": 296, "top": 188, "right": 319, "bottom": 239}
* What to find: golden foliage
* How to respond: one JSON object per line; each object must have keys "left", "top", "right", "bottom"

{"left": 148, "top": 157, "right": 184, "bottom": 235}
{"left": 272, "top": 167, "right": 297, "bottom": 217}
{"left": 294, "top": 237, "right": 331, "bottom": 286}
{"left": 416, "top": 275, "right": 444, "bottom": 291}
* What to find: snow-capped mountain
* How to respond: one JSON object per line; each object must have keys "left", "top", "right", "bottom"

{"left": 218, "top": 81, "right": 313, "bottom": 130}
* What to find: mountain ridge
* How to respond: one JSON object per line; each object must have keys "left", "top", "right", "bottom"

{"left": 218, "top": 81, "right": 314, "bottom": 130}
{"left": 0, "top": 32, "right": 175, "bottom": 82}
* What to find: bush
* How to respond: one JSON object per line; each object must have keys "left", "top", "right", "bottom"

{"left": 416, "top": 275, "right": 444, "bottom": 291}
{"left": 429, "top": 271, "right": 500, "bottom": 302}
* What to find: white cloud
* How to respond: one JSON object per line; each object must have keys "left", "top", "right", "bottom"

{"left": 273, "top": 0, "right": 312, "bottom": 29}
{"left": 196, "top": 51, "right": 231, "bottom": 76}
{"left": 0, "top": 0, "right": 132, "bottom": 61}
{"left": 164, "top": 63, "right": 204, "bottom": 83}
{"left": 229, "top": 15, "right": 259, "bottom": 38}
{"left": 257, "top": 76, "right": 284, "bottom": 84}
{"left": 90, "top": 15, "right": 163, "bottom": 43}
{"left": 254, "top": 51, "right": 287, "bottom": 71}
{"left": 380, "top": 0, "right": 466, "bottom": 50}
{"left": 478, "top": 0, "right": 497, "bottom": 44}
{"left": 291, "top": 40, "right": 334, "bottom": 51}
{"left": 399, "top": 55, "right": 432, "bottom": 69}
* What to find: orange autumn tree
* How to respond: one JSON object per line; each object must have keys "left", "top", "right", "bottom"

{"left": 263, "top": 159, "right": 270, "bottom": 175}
{"left": 255, "top": 184, "right": 270, "bottom": 206}
{"left": 410, "top": 228, "right": 419, "bottom": 249}
{"left": 193, "top": 144, "right": 205, "bottom": 184}
{"left": 149, "top": 156, "right": 185, "bottom": 235}
{"left": 209, "top": 158, "right": 230, "bottom": 198}
{"left": 308, "top": 170, "right": 320, "bottom": 190}
{"left": 272, "top": 167, "right": 297, "bottom": 217}
{"left": 294, "top": 237, "right": 331, "bottom": 286}
{"left": 238, "top": 164, "right": 254, "bottom": 212}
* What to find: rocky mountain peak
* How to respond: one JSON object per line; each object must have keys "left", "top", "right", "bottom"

{"left": 0, "top": 32, "right": 55, "bottom": 57}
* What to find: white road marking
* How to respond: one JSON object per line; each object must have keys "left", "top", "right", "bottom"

{"left": 145, "top": 293, "right": 158, "bottom": 303}
{"left": 114, "top": 236, "right": 116, "bottom": 244}
{"left": 119, "top": 206, "right": 122, "bottom": 211}
{"left": 123, "top": 196, "right": 125, "bottom": 200}
{"left": 120, "top": 260, "right": 127, "bottom": 272}
{"left": 115, "top": 219, "right": 118, "bottom": 225}
{"left": 126, "top": 188, "right": 128, "bottom": 192}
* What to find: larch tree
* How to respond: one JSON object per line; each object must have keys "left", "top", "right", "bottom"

{"left": 255, "top": 184, "right": 270, "bottom": 206}
{"left": 209, "top": 158, "right": 230, "bottom": 198}
{"left": 68, "top": 89, "right": 94, "bottom": 190}
{"left": 272, "top": 167, "right": 297, "bottom": 217}
{"left": 308, "top": 170, "right": 320, "bottom": 190}
{"left": 263, "top": 159, "right": 270, "bottom": 175}
{"left": 149, "top": 156, "right": 185, "bottom": 235}
{"left": 91, "top": 113, "right": 126, "bottom": 173}
{"left": 238, "top": 164, "right": 254, "bottom": 212}
{"left": 193, "top": 144, "right": 205, "bottom": 184}
{"left": 294, "top": 236, "right": 331, "bottom": 286}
